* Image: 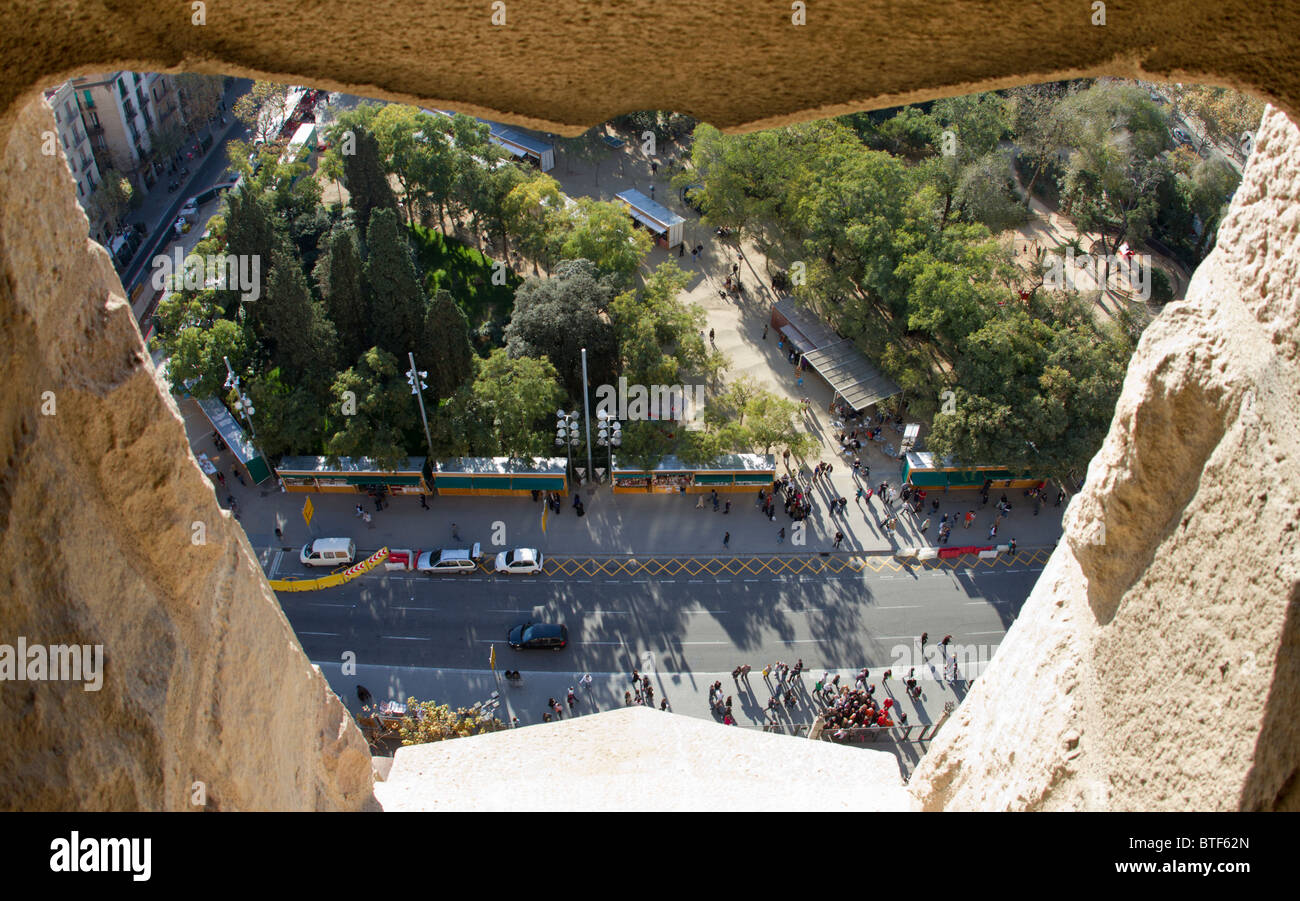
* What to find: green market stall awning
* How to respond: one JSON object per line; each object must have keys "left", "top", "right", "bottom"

{"left": 277, "top": 456, "right": 433, "bottom": 489}
{"left": 195, "top": 396, "right": 272, "bottom": 483}
{"left": 901, "top": 452, "right": 1045, "bottom": 490}
{"left": 612, "top": 454, "right": 776, "bottom": 491}
{"left": 434, "top": 457, "right": 568, "bottom": 493}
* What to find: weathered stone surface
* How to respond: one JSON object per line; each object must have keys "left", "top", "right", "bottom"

{"left": 908, "top": 106, "right": 1300, "bottom": 812}
{"left": 376, "top": 707, "right": 914, "bottom": 812}
{"left": 0, "top": 96, "right": 374, "bottom": 811}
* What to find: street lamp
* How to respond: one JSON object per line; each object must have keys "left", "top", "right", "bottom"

{"left": 406, "top": 353, "right": 434, "bottom": 457}
{"left": 596, "top": 409, "right": 621, "bottom": 483}
{"left": 555, "top": 409, "right": 582, "bottom": 484}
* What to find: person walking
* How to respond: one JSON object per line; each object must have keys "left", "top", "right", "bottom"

{"left": 920, "top": 632, "right": 928, "bottom": 649}
{"left": 711, "top": 489, "right": 719, "bottom": 511}
{"left": 696, "top": 493, "right": 706, "bottom": 509}
{"left": 965, "top": 510, "right": 975, "bottom": 529}
{"left": 724, "top": 500, "right": 731, "bottom": 514}
{"left": 660, "top": 697, "right": 669, "bottom": 711}
{"left": 451, "top": 522, "right": 462, "bottom": 541}
{"left": 1009, "top": 537, "right": 1017, "bottom": 553}
{"left": 355, "top": 504, "right": 364, "bottom": 518}
{"left": 778, "top": 526, "right": 785, "bottom": 544}
{"left": 723, "top": 531, "right": 730, "bottom": 549}
{"left": 920, "top": 517, "right": 931, "bottom": 533}
{"left": 833, "top": 530, "right": 844, "bottom": 549}
{"left": 762, "top": 323, "right": 769, "bottom": 339}
{"left": 708, "top": 327, "right": 715, "bottom": 344}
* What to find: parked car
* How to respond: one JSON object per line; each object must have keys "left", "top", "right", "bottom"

{"left": 1172, "top": 127, "right": 1191, "bottom": 145}
{"left": 179, "top": 197, "right": 199, "bottom": 217}
{"left": 494, "top": 548, "right": 544, "bottom": 574}
{"left": 300, "top": 537, "right": 356, "bottom": 567}
{"left": 507, "top": 621, "right": 568, "bottom": 650}
{"left": 416, "top": 543, "right": 482, "bottom": 575}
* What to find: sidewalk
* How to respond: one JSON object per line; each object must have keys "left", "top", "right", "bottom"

{"left": 121, "top": 79, "right": 252, "bottom": 311}
{"left": 177, "top": 397, "right": 1064, "bottom": 557}
{"left": 321, "top": 659, "right": 970, "bottom": 774}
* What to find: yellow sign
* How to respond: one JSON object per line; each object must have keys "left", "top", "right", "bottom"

{"left": 302, "top": 496, "right": 314, "bottom": 526}
{"left": 541, "top": 501, "right": 548, "bottom": 534}
{"left": 490, "top": 645, "right": 497, "bottom": 672}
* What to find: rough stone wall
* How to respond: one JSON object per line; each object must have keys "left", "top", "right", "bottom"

{"left": 0, "top": 96, "right": 374, "bottom": 811}
{"left": 908, "top": 105, "right": 1300, "bottom": 811}
{"left": 0, "top": 0, "right": 1297, "bottom": 811}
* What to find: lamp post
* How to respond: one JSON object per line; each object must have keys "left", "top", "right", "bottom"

{"left": 555, "top": 410, "right": 582, "bottom": 484}
{"left": 406, "top": 352, "right": 434, "bottom": 457}
{"left": 596, "top": 409, "right": 621, "bottom": 483}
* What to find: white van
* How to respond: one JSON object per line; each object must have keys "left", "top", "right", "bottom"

{"left": 300, "top": 538, "right": 356, "bottom": 567}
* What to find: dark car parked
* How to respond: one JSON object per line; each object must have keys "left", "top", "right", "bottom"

{"left": 507, "top": 622, "right": 568, "bottom": 650}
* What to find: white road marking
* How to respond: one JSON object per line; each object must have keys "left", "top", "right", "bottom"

{"left": 395, "top": 606, "right": 438, "bottom": 611}
{"left": 297, "top": 631, "right": 338, "bottom": 637}
{"left": 381, "top": 635, "right": 431, "bottom": 641}
{"left": 875, "top": 604, "right": 922, "bottom": 609}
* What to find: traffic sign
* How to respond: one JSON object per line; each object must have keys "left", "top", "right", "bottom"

{"left": 302, "top": 496, "right": 314, "bottom": 527}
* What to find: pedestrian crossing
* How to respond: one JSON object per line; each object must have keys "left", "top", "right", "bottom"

{"left": 537, "top": 549, "right": 1051, "bottom": 578}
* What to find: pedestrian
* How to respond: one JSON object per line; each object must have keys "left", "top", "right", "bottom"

{"left": 833, "top": 530, "right": 844, "bottom": 548}
{"left": 355, "top": 504, "right": 364, "bottom": 518}
{"left": 363, "top": 512, "right": 373, "bottom": 527}
{"left": 232, "top": 467, "right": 245, "bottom": 486}
{"left": 732, "top": 666, "right": 742, "bottom": 681}
{"left": 451, "top": 522, "right": 462, "bottom": 541}
{"left": 660, "top": 697, "right": 669, "bottom": 711}
{"left": 882, "top": 669, "right": 891, "bottom": 681}
{"left": 920, "top": 632, "right": 928, "bottom": 648}
{"left": 920, "top": 517, "right": 931, "bottom": 533}
{"left": 419, "top": 494, "right": 429, "bottom": 510}
{"left": 762, "top": 323, "right": 769, "bottom": 339}
{"left": 741, "top": 664, "right": 751, "bottom": 681}
{"left": 274, "top": 526, "right": 283, "bottom": 540}
{"left": 708, "top": 328, "right": 715, "bottom": 343}
{"left": 988, "top": 523, "right": 998, "bottom": 540}
{"left": 1009, "top": 537, "right": 1017, "bottom": 553}
{"left": 965, "top": 510, "right": 975, "bottom": 528}
{"left": 567, "top": 687, "right": 576, "bottom": 711}
{"left": 778, "top": 526, "right": 785, "bottom": 544}
{"left": 215, "top": 471, "right": 226, "bottom": 487}
{"left": 696, "top": 494, "right": 705, "bottom": 509}
{"left": 544, "top": 712, "right": 552, "bottom": 722}
{"left": 632, "top": 668, "right": 639, "bottom": 686}
{"left": 624, "top": 691, "right": 632, "bottom": 706}
{"left": 724, "top": 500, "right": 731, "bottom": 514}
{"left": 762, "top": 664, "right": 771, "bottom": 680}
{"left": 942, "top": 634, "right": 952, "bottom": 650}
{"left": 723, "top": 531, "right": 730, "bottom": 548}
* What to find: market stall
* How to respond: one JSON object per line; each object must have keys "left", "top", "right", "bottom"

{"left": 434, "top": 457, "right": 568, "bottom": 496}
{"left": 611, "top": 454, "right": 775, "bottom": 495}
{"left": 277, "top": 456, "right": 433, "bottom": 495}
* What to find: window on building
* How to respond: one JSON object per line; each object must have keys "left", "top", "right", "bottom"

{"left": 117, "top": 77, "right": 126, "bottom": 99}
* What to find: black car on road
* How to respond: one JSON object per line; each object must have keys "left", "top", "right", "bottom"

{"left": 507, "top": 622, "right": 568, "bottom": 650}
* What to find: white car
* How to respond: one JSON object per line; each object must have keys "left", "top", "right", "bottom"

{"left": 494, "top": 548, "right": 544, "bottom": 575}
{"left": 416, "top": 543, "right": 482, "bottom": 575}
{"left": 179, "top": 197, "right": 199, "bottom": 217}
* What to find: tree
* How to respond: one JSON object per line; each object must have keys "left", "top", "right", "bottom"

{"left": 163, "top": 319, "right": 251, "bottom": 399}
{"left": 314, "top": 223, "right": 369, "bottom": 364}
{"left": 502, "top": 173, "right": 570, "bottom": 274}
{"left": 391, "top": 696, "right": 506, "bottom": 746}
{"left": 505, "top": 259, "right": 619, "bottom": 399}
{"left": 422, "top": 288, "right": 474, "bottom": 400}
{"left": 558, "top": 198, "right": 652, "bottom": 287}
{"left": 246, "top": 368, "right": 327, "bottom": 459}
{"left": 174, "top": 74, "right": 226, "bottom": 133}
{"left": 364, "top": 207, "right": 425, "bottom": 356}
{"left": 954, "top": 151, "right": 1027, "bottom": 232}
{"left": 222, "top": 187, "right": 283, "bottom": 317}
{"left": 325, "top": 347, "right": 421, "bottom": 468}
{"left": 452, "top": 349, "right": 565, "bottom": 458}
{"left": 342, "top": 126, "right": 399, "bottom": 236}
{"left": 232, "top": 81, "right": 290, "bottom": 146}
{"left": 260, "top": 247, "right": 339, "bottom": 386}
{"left": 150, "top": 121, "right": 187, "bottom": 168}
{"left": 86, "top": 170, "right": 133, "bottom": 231}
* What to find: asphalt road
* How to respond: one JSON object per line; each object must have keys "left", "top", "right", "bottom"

{"left": 273, "top": 557, "right": 1042, "bottom": 675}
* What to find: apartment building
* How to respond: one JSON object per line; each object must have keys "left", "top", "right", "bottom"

{"left": 70, "top": 71, "right": 182, "bottom": 195}
{"left": 43, "top": 81, "right": 101, "bottom": 207}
